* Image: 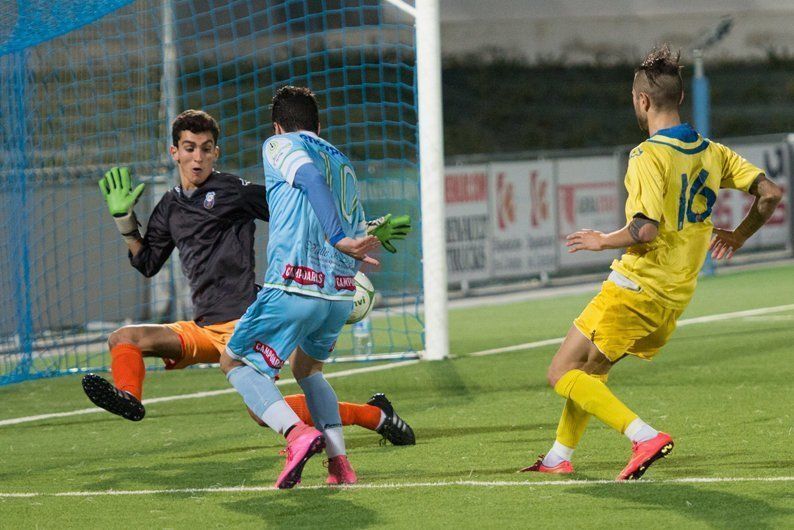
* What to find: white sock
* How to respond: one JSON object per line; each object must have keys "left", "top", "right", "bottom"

{"left": 375, "top": 411, "right": 386, "bottom": 430}
{"left": 324, "top": 426, "right": 346, "bottom": 458}
{"left": 261, "top": 400, "right": 301, "bottom": 435}
{"left": 624, "top": 418, "right": 658, "bottom": 443}
{"left": 541, "top": 441, "right": 574, "bottom": 467}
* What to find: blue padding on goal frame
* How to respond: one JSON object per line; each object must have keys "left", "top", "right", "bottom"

{"left": 0, "top": 0, "right": 134, "bottom": 57}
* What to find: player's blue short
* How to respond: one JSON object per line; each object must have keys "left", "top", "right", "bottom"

{"left": 226, "top": 287, "right": 353, "bottom": 377}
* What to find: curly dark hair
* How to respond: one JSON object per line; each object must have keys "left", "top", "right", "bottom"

{"left": 634, "top": 44, "right": 684, "bottom": 110}
{"left": 171, "top": 109, "right": 220, "bottom": 146}
{"left": 271, "top": 86, "right": 320, "bottom": 133}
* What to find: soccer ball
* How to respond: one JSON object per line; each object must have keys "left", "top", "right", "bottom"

{"left": 346, "top": 271, "right": 375, "bottom": 324}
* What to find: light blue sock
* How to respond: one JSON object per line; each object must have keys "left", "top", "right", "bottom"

{"left": 298, "top": 372, "right": 343, "bottom": 429}
{"left": 227, "top": 365, "right": 299, "bottom": 435}
{"left": 298, "top": 372, "right": 345, "bottom": 457}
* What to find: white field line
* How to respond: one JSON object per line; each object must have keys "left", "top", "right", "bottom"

{"left": 675, "top": 303, "right": 794, "bottom": 325}
{"left": 4, "top": 302, "right": 794, "bottom": 428}
{"left": 741, "top": 315, "right": 794, "bottom": 322}
{"left": 470, "top": 303, "right": 794, "bottom": 357}
{"left": 1, "top": 476, "right": 791, "bottom": 498}
{"left": 470, "top": 338, "right": 565, "bottom": 357}
{"left": 0, "top": 360, "right": 419, "bottom": 427}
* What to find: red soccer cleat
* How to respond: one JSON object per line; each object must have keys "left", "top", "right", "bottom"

{"left": 275, "top": 423, "right": 325, "bottom": 489}
{"left": 326, "top": 455, "right": 358, "bottom": 485}
{"left": 519, "top": 455, "right": 574, "bottom": 475}
{"left": 616, "top": 432, "right": 674, "bottom": 481}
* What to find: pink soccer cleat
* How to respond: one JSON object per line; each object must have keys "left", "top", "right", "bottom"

{"left": 326, "top": 455, "right": 358, "bottom": 485}
{"left": 275, "top": 423, "right": 326, "bottom": 489}
{"left": 519, "top": 455, "right": 574, "bottom": 475}
{"left": 616, "top": 432, "right": 674, "bottom": 481}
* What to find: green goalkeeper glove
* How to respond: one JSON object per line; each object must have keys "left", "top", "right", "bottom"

{"left": 99, "top": 166, "right": 146, "bottom": 243}
{"left": 366, "top": 213, "right": 412, "bottom": 253}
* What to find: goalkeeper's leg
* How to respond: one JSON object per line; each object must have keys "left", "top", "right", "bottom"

{"left": 283, "top": 394, "right": 384, "bottom": 431}
{"left": 81, "top": 325, "right": 182, "bottom": 421}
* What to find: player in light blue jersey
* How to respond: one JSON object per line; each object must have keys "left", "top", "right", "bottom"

{"left": 261, "top": 131, "right": 368, "bottom": 299}
{"left": 221, "top": 86, "right": 380, "bottom": 489}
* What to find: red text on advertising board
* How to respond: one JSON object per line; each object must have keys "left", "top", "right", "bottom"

{"left": 445, "top": 172, "right": 487, "bottom": 203}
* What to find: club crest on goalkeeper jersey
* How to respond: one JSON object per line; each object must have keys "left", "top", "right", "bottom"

{"left": 611, "top": 123, "right": 763, "bottom": 310}
{"left": 261, "top": 131, "right": 366, "bottom": 300}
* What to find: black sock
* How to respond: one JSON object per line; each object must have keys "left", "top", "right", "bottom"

{"left": 284, "top": 423, "right": 297, "bottom": 439}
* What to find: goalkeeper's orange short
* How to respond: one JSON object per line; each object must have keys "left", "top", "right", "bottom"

{"left": 162, "top": 319, "right": 238, "bottom": 370}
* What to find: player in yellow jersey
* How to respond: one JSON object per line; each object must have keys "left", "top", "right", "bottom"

{"left": 522, "top": 45, "right": 783, "bottom": 480}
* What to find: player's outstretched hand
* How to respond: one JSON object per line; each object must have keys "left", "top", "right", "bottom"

{"left": 366, "top": 214, "right": 412, "bottom": 253}
{"left": 566, "top": 229, "right": 606, "bottom": 253}
{"left": 99, "top": 167, "right": 146, "bottom": 217}
{"left": 335, "top": 235, "right": 381, "bottom": 266}
{"left": 710, "top": 228, "right": 744, "bottom": 260}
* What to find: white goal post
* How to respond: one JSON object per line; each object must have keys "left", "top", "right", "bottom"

{"left": 402, "top": 0, "right": 449, "bottom": 360}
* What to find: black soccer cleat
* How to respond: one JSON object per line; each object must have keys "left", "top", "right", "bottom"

{"left": 367, "top": 393, "right": 415, "bottom": 446}
{"left": 81, "top": 373, "right": 145, "bottom": 421}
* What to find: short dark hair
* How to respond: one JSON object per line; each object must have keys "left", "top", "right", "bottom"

{"left": 271, "top": 86, "right": 320, "bottom": 133}
{"left": 171, "top": 109, "right": 220, "bottom": 146}
{"left": 634, "top": 44, "right": 684, "bottom": 110}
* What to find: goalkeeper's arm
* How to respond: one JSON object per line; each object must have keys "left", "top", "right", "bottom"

{"left": 99, "top": 167, "right": 145, "bottom": 255}
{"left": 99, "top": 167, "right": 175, "bottom": 277}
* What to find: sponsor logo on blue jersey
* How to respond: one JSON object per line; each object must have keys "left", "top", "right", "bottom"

{"left": 282, "top": 264, "right": 326, "bottom": 288}
{"left": 262, "top": 131, "right": 365, "bottom": 300}
{"left": 299, "top": 133, "right": 343, "bottom": 158}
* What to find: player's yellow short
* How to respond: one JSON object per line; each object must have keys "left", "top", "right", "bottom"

{"left": 573, "top": 279, "right": 683, "bottom": 362}
{"left": 162, "top": 320, "right": 239, "bottom": 370}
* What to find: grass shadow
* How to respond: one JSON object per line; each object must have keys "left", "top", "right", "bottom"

{"left": 79, "top": 454, "right": 274, "bottom": 491}
{"left": 223, "top": 488, "right": 378, "bottom": 529}
{"left": 570, "top": 482, "right": 793, "bottom": 528}
{"left": 421, "top": 357, "right": 474, "bottom": 397}
{"left": 416, "top": 423, "right": 558, "bottom": 441}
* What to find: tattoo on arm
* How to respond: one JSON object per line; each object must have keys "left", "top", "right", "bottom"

{"left": 735, "top": 175, "right": 782, "bottom": 240}
{"left": 747, "top": 174, "right": 764, "bottom": 196}
{"left": 628, "top": 215, "right": 659, "bottom": 243}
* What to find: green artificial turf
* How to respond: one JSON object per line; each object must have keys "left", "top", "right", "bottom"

{"left": 1, "top": 264, "right": 792, "bottom": 528}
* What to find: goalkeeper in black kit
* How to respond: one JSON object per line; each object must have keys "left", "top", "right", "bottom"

{"left": 82, "top": 109, "right": 415, "bottom": 445}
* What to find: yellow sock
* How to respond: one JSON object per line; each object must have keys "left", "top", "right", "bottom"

{"left": 554, "top": 369, "right": 637, "bottom": 434}
{"left": 555, "top": 373, "right": 608, "bottom": 448}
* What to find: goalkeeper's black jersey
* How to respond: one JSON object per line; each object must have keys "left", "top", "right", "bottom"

{"left": 130, "top": 171, "right": 269, "bottom": 326}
